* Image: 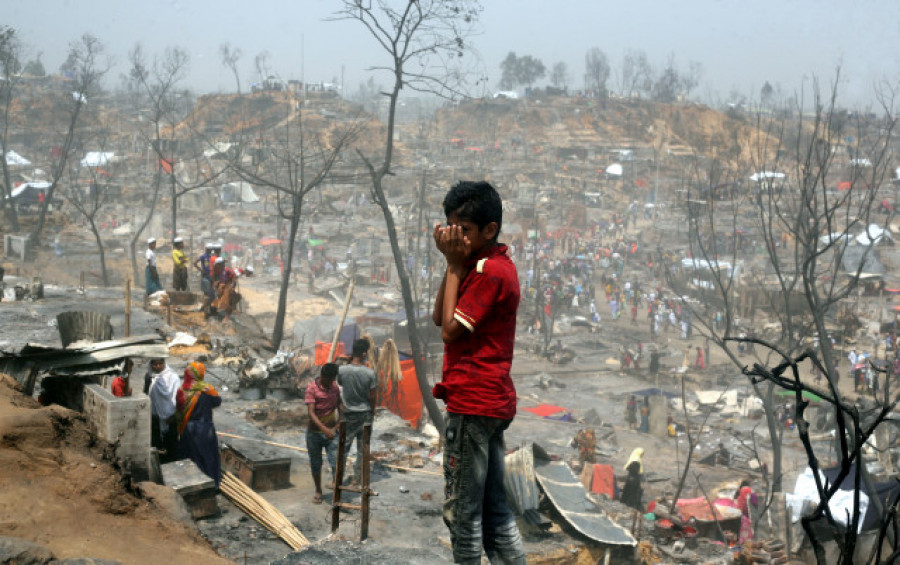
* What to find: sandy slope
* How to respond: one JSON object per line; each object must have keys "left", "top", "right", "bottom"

{"left": 0, "top": 374, "right": 232, "bottom": 565}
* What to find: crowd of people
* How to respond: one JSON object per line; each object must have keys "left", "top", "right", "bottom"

{"left": 112, "top": 357, "right": 223, "bottom": 486}
{"left": 144, "top": 237, "right": 252, "bottom": 321}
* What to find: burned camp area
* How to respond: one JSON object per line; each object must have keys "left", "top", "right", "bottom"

{"left": 2, "top": 70, "right": 900, "bottom": 562}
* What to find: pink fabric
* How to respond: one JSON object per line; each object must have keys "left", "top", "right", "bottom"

{"left": 305, "top": 378, "right": 340, "bottom": 420}
{"left": 522, "top": 404, "right": 568, "bottom": 417}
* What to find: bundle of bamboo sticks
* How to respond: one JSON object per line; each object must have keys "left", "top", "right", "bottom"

{"left": 219, "top": 471, "right": 309, "bottom": 550}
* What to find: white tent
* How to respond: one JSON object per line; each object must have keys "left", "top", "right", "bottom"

{"left": 749, "top": 171, "right": 786, "bottom": 182}
{"left": 202, "top": 142, "right": 234, "bottom": 158}
{"left": 8, "top": 181, "right": 51, "bottom": 198}
{"left": 5, "top": 150, "right": 30, "bottom": 166}
{"left": 220, "top": 181, "right": 260, "bottom": 204}
{"left": 81, "top": 152, "right": 114, "bottom": 167}
{"left": 605, "top": 163, "right": 623, "bottom": 176}
{"left": 855, "top": 223, "right": 893, "bottom": 246}
{"left": 819, "top": 232, "right": 850, "bottom": 246}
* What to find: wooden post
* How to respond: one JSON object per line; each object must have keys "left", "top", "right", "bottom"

{"left": 328, "top": 279, "right": 356, "bottom": 362}
{"left": 125, "top": 275, "right": 131, "bottom": 337}
{"left": 360, "top": 422, "right": 372, "bottom": 541}
{"left": 331, "top": 420, "right": 348, "bottom": 533}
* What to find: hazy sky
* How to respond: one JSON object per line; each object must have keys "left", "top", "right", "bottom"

{"left": 7, "top": 0, "right": 900, "bottom": 106}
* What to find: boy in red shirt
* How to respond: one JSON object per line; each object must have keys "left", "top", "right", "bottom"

{"left": 305, "top": 363, "right": 341, "bottom": 504}
{"left": 432, "top": 181, "right": 525, "bottom": 564}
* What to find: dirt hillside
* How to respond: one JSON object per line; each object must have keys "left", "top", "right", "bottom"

{"left": 0, "top": 374, "right": 232, "bottom": 565}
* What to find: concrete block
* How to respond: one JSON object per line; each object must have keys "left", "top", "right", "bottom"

{"left": 3, "top": 234, "right": 31, "bottom": 261}
{"left": 161, "top": 459, "right": 219, "bottom": 519}
{"left": 83, "top": 384, "right": 152, "bottom": 480}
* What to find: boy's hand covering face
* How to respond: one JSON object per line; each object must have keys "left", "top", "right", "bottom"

{"left": 434, "top": 223, "right": 472, "bottom": 267}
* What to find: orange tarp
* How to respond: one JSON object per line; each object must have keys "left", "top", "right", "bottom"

{"left": 314, "top": 341, "right": 346, "bottom": 365}
{"left": 378, "top": 359, "right": 423, "bottom": 429}
{"left": 591, "top": 464, "right": 616, "bottom": 498}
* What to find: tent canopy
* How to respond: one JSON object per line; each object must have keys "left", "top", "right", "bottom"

{"left": 750, "top": 171, "right": 785, "bottom": 182}
{"left": 605, "top": 163, "right": 623, "bottom": 176}
{"left": 855, "top": 224, "right": 893, "bottom": 246}
{"left": 5, "top": 150, "right": 30, "bottom": 166}
{"left": 81, "top": 152, "right": 114, "bottom": 167}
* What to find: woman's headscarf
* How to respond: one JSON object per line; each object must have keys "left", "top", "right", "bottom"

{"left": 625, "top": 447, "right": 644, "bottom": 473}
{"left": 183, "top": 362, "right": 206, "bottom": 390}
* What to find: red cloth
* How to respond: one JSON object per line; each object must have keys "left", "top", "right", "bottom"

{"left": 110, "top": 376, "right": 129, "bottom": 398}
{"left": 522, "top": 404, "right": 568, "bottom": 417}
{"left": 379, "top": 359, "right": 423, "bottom": 429}
{"left": 676, "top": 498, "right": 740, "bottom": 522}
{"left": 591, "top": 464, "right": 615, "bottom": 498}
{"left": 434, "top": 244, "right": 520, "bottom": 420}
{"left": 314, "top": 341, "right": 346, "bottom": 365}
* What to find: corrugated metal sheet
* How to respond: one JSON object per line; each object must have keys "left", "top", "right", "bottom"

{"left": 504, "top": 444, "right": 540, "bottom": 515}
{"left": 56, "top": 311, "right": 113, "bottom": 348}
{"left": 534, "top": 459, "right": 636, "bottom": 546}
{"left": 0, "top": 334, "right": 167, "bottom": 388}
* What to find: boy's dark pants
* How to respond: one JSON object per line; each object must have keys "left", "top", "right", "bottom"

{"left": 442, "top": 413, "right": 525, "bottom": 564}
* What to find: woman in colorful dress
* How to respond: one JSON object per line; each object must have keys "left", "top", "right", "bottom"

{"left": 177, "top": 362, "right": 222, "bottom": 486}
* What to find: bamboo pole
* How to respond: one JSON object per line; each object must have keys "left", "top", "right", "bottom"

{"left": 125, "top": 275, "right": 131, "bottom": 337}
{"left": 328, "top": 279, "right": 356, "bottom": 362}
{"left": 360, "top": 422, "right": 372, "bottom": 540}
{"left": 220, "top": 471, "right": 309, "bottom": 550}
{"left": 331, "top": 421, "right": 348, "bottom": 533}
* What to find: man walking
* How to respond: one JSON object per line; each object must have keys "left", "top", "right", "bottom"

{"left": 338, "top": 339, "right": 377, "bottom": 485}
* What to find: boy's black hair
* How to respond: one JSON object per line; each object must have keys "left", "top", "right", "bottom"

{"left": 321, "top": 363, "right": 338, "bottom": 379}
{"left": 442, "top": 181, "right": 502, "bottom": 237}
{"left": 352, "top": 338, "right": 369, "bottom": 357}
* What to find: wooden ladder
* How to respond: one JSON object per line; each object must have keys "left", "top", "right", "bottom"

{"left": 331, "top": 421, "right": 377, "bottom": 540}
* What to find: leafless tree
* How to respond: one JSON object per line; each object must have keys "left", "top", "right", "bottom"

{"left": 619, "top": 48, "right": 652, "bottom": 99}
{"left": 254, "top": 50, "right": 271, "bottom": 84}
{"left": 127, "top": 44, "right": 228, "bottom": 280}
{"left": 333, "top": 0, "right": 482, "bottom": 434}
{"left": 31, "top": 33, "right": 109, "bottom": 245}
{"left": 230, "top": 99, "right": 363, "bottom": 349}
{"left": 219, "top": 43, "right": 242, "bottom": 94}
{"left": 669, "top": 71, "right": 900, "bottom": 562}
{"left": 550, "top": 61, "right": 568, "bottom": 90}
{"left": 583, "top": 47, "right": 610, "bottom": 97}
{"left": 669, "top": 380, "right": 729, "bottom": 513}
{"left": 61, "top": 126, "right": 121, "bottom": 287}
{"left": 0, "top": 26, "right": 23, "bottom": 231}
{"left": 126, "top": 44, "right": 189, "bottom": 278}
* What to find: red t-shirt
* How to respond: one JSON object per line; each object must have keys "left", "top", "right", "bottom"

{"left": 305, "top": 378, "right": 341, "bottom": 427}
{"left": 433, "top": 244, "right": 520, "bottom": 420}
{"left": 111, "top": 376, "right": 130, "bottom": 397}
